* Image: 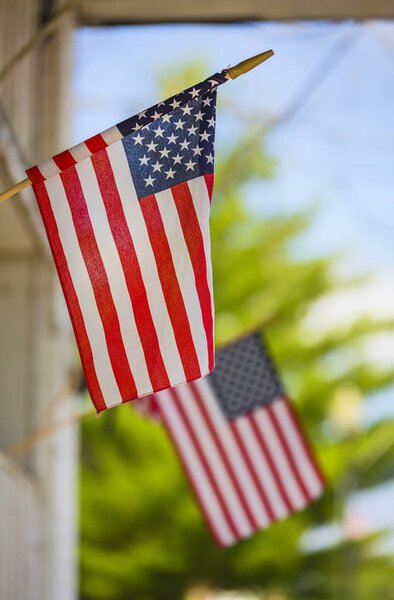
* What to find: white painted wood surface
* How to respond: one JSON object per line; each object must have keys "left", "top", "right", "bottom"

{"left": 0, "top": 1, "right": 77, "bottom": 599}
{"left": 0, "top": 452, "right": 45, "bottom": 600}
{"left": 80, "top": 0, "right": 394, "bottom": 24}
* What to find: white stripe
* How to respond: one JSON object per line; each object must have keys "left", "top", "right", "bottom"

{"left": 179, "top": 383, "right": 253, "bottom": 537}
{"left": 45, "top": 175, "right": 121, "bottom": 406}
{"left": 197, "top": 378, "right": 270, "bottom": 527}
{"left": 69, "top": 142, "right": 91, "bottom": 163}
{"left": 234, "top": 416, "right": 289, "bottom": 520}
{"left": 156, "top": 388, "right": 235, "bottom": 546}
{"left": 106, "top": 140, "right": 186, "bottom": 386}
{"left": 253, "top": 408, "right": 306, "bottom": 510}
{"left": 40, "top": 158, "right": 60, "bottom": 180}
{"left": 187, "top": 176, "right": 215, "bottom": 341}
{"left": 76, "top": 158, "right": 152, "bottom": 399}
{"left": 156, "top": 186, "right": 209, "bottom": 375}
{"left": 101, "top": 126, "right": 123, "bottom": 146}
{"left": 272, "top": 400, "right": 323, "bottom": 498}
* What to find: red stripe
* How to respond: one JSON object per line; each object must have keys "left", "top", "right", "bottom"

{"left": 91, "top": 150, "right": 170, "bottom": 392}
{"left": 158, "top": 393, "right": 230, "bottom": 546}
{"left": 32, "top": 181, "right": 106, "bottom": 412}
{"left": 230, "top": 421, "right": 276, "bottom": 523}
{"left": 139, "top": 194, "right": 201, "bottom": 382}
{"left": 53, "top": 150, "right": 76, "bottom": 172}
{"left": 172, "top": 182, "right": 214, "bottom": 371}
{"left": 142, "top": 393, "right": 162, "bottom": 421}
{"left": 266, "top": 403, "right": 311, "bottom": 503}
{"left": 26, "top": 165, "right": 45, "bottom": 184}
{"left": 169, "top": 387, "right": 242, "bottom": 540}
{"left": 85, "top": 134, "right": 108, "bottom": 154}
{"left": 282, "top": 398, "right": 326, "bottom": 489}
{"left": 204, "top": 173, "right": 214, "bottom": 202}
{"left": 190, "top": 381, "right": 259, "bottom": 531}
{"left": 249, "top": 411, "right": 294, "bottom": 513}
{"left": 60, "top": 166, "right": 138, "bottom": 402}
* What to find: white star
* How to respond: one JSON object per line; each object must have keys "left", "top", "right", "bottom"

{"left": 152, "top": 161, "right": 163, "bottom": 172}
{"left": 180, "top": 139, "right": 190, "bottom": 151}
{"left": 172, "top": 153, "right": 182, "bottom": 165}
{"left": 165, "top": 168, "right": 176, "bottom": 179}
{"left": 138, "top": 111, "right": 147, "bottom": 119}
{"left": 167, "top": 133, "right": 178, "bottom": 144}
{"left": 207, "top": 117, "right": 215, "bottom": 128}
{"left": 159, "top": 146, "right": 171, "bottom": 158}
{"left": 152, "top": 110, "right": 162, "bottom": 120}
{"left": 192, "top": 146, "right": 203, "bottom": 156}
{"left": 153, "top": 126, "right": 164, "bottom": 138}
{"left": 139, "top": 154, "right": 150, "bottom": 166}
{"left": 181, "top": 105, "right": 193, "bottom": 116}
{"left": 206, "top": 152, "right": 214, "bottom": 164}
{"left": 195, "top": 110, "right": 204, "bottom": 121}
{"left": 189, "top": 87, "right": 200, "bottom": 98}
{"left": 144, "top": 175, "right": 156, "bottom": 187}
{"left": 185, "top": 159, "right": 196, "bottom": 171}
{"left": 187, "top": 124, "right": 198, "bottom": 136}
{"left": 162, "top": 114, "right": 171, "bottom": 123}
{"left": 202, "top": 97, "right": 213, "bottom": 107}
{"left": 146, "top": 140, "right": 158, "bottom": 152}
{"left": 207, "top": 79, "right": 218, "bottom": 87}
{"left": 169, "top": 98, "right": 181, "bottom": 109}
{"left": 132, "top": 124, "right": 141, "bottom": 132}
{"left": 158, "top": 101, "right": 166, "bottom": 107}
{"left": 174, "top": 119, "right": 185, "bottom": 130}
{"left": 199, "top": 130, "right": 210, "bottom": 142}
{"left": 133, "top": 133, "right": 144, "bottom": 145}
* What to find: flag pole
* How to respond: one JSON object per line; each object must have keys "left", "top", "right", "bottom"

{"left": 0, "top": 49, "right": 274, "bottom": 204}
{"left": 225, "top": 49, "right": 274, "bottom": 79}
{"left": 0, "top": 177, "right": 31, "bottom": 202}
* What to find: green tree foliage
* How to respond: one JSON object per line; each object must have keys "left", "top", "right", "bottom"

{"left": 80, "top": 66, "right": 394, "bottom": 600}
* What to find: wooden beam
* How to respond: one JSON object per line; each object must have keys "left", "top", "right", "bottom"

{"left": 79, "top": 0, "right": 394, "bottom": 25}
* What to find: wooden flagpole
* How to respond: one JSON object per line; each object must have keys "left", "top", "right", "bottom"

{"left": 0, "top": 177, "right": 31, "bottom": 202}
{"left": 0, "top": 49, "right": 274, "bottom": 204}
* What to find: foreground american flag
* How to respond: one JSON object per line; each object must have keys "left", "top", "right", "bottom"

{"left": 137, "top": 333, "right": 325, "bottom": 546}
{"left": 26, "top": 72, "right": 228, "bottom": 412}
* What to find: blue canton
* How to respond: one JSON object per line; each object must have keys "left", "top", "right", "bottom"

{"left": 209, "top": 333, "right": 285, "bottom": 421}
{"left": 121, "top": 90, "right": 217, "bottom": 200}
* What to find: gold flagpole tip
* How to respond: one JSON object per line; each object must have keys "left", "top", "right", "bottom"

{"left": 226, "top": 49, "right": 274, "bottom": 80}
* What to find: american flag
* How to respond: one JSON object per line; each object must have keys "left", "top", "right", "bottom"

{"left": 26, "top": 72, "right": 228, "bottom": 412}
{"left": 137, "top": 333, "right": 325, "bottom": 546}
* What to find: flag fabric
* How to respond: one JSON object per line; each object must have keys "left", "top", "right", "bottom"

{"left": 137, "top": 333, "right": 325, "bottom": 546}
{"left": 26, "top": 72, "right": 228, "bottom": 413}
